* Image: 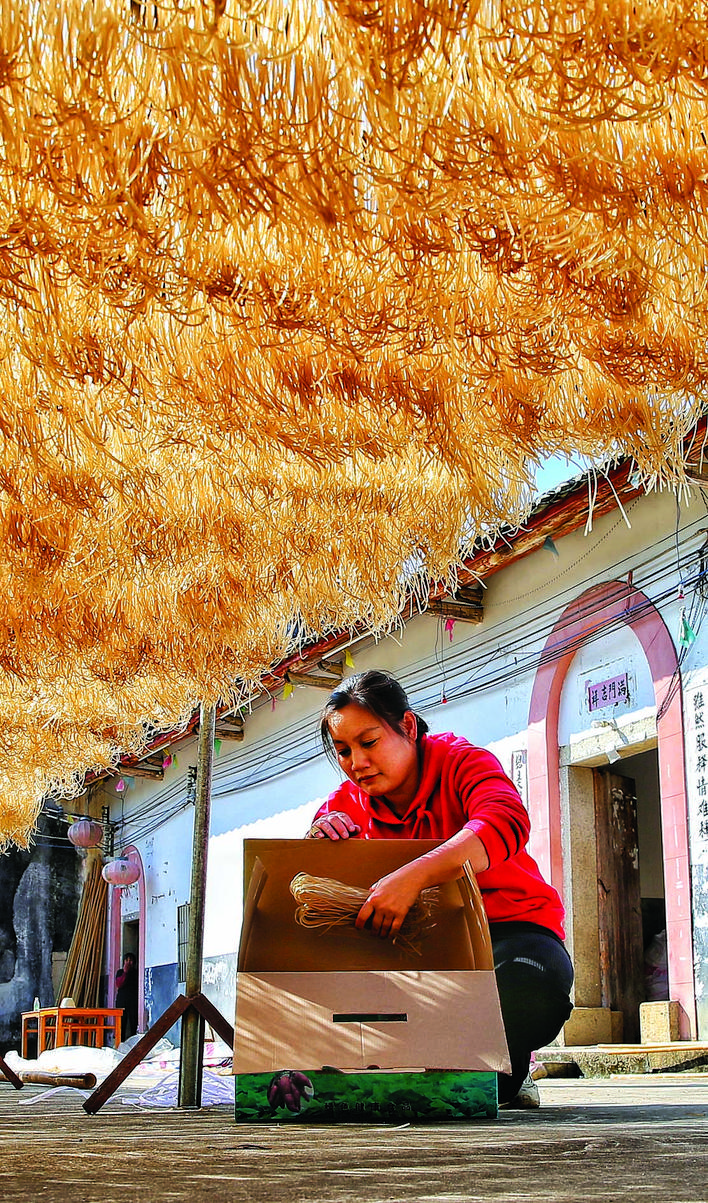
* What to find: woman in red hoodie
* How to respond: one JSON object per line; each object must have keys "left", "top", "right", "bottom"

{"left": 307, "top": 668, "right": 573, "bottom": 1107}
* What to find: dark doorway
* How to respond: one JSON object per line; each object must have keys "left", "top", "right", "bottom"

{"left": 593, "top": 749, "right": 665, "bottom": 1042}
{"left": 594, "top": 769, "right": 644, "bottom": 1042}
{"left": 121, "top": 918, "right": 140, "bottom": 1034}
{"left": 122, "top": 918, "right": 139, "bottom": 962}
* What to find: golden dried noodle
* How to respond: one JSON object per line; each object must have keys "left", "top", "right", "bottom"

{"left": 2, "top": 1, "right": 708, "bottom": 846}
{"left": 290, "top": 870, "right": 439, "bottom": 956}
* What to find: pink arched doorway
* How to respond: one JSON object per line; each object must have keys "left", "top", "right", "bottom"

{"left": 107, "top": 845, "right": 146, "bottom": 1036}
{"left": 528, "top": 579, "right": 696, "bottom": 1038}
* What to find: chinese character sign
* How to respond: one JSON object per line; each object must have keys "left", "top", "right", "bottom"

{"left": 686, "top": 687, "right": 708, "bottom": 865}
{"left": 511, "top": 750, "right": 528, "bottom": 809}
{"left": 586, "top": 673, "right": 629, "bottom": 713}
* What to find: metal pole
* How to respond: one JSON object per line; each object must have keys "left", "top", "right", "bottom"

{"left": 178, "top": 701, "right": 216, "bottom": 1109}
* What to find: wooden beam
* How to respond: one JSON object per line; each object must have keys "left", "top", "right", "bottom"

{"left": 191, "top": 990, "right": 234, "bottom": 1049}
{"left": 455, "top": 583, "right": 484, "bottom": 606}
{"left": 121, "top": 761, "right": 164, "bottom": 780}
{"left": 214, "top": 714, "right": 245, "bottom": 741}
{"left": 82, "top": 990, "right": 234, "bottom": 1115}
{"left": 84, "top": 993, "right": 193, "bottom": 1113}
{"left": 0, "top": 1052, "right": 23, "bottom": 1090}
{"left": 286, "top": 670, "right": 344, "bottom": 690}
{"left": 317, "top": 657, "right": 345, "bottom": 678}
{"left": 428, "top": 599, "right": 483, "bottom": 623}
{"left": 215, "top": 725, "right": 244, "bottom": 741}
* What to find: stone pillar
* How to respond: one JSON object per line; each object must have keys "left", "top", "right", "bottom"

{"left": 560, "top": 764, "right": 602, "bottom": 1009}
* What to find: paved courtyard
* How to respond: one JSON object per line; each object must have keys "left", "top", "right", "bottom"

{"left": 1, "top": 1075, "right": 707, "bottom": 1202}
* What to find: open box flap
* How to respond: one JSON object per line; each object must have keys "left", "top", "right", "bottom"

{"left": 239, "top": 839, "right": 492, "bottom": 972}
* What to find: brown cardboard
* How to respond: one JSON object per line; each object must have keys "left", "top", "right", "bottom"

{"left": 233, "top": 839, "right": 510, "bottom": 1075}
{"left": 233, "top": 970, "right": 511, "bottom": 1073}
{"left": 238, "top": 838, "right": 492, "bottom": 973}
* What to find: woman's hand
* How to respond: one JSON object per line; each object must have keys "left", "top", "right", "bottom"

{"left": 355, "top": 861, "right": 428, "bottom": 940}
{"left": 306, "top": 811, "right": 361, "bottom": 840}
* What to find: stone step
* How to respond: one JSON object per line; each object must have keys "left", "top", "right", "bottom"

{"left": 536, "top": 1041, "right": 708, "bottom": 1078}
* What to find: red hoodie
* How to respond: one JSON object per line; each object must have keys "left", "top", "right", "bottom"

{"left": 315, "top": 731, "right": 565, "bottom": 939}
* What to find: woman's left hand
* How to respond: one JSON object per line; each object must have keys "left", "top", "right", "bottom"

{"left": 355, "top": 862, "right": 428, "bottom": 940}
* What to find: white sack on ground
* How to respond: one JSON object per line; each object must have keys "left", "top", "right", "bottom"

{"left": 4, "top": 1044, "right": 123, "bottom": 1081}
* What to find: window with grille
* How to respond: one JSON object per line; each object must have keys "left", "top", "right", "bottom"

{"left": 177, "top": 903, "right": 190, "bottom": 982}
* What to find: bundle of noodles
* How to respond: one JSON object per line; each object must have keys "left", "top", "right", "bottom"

{"left": 290, "top": 872, "right": 439, "bottom": 957}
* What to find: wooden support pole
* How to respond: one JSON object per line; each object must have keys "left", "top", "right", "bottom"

{"left": 82, "top": 992, "right": 234, "bottom": 1114}
{"left": 82, "top": 702, "right": 234, "bottom": 1116}
{"left": 84, "top": 994, "right": 193, "bottom": 1113}
{"left": 0, "top": 1052, "right": 23, "bottom": 1090}
{"left": 178, "top": 701, "right": 216, "bottom": 1109}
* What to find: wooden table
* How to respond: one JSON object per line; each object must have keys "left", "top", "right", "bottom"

{"left": 21, "top": 1008, "right": 122, "bottom": 1059}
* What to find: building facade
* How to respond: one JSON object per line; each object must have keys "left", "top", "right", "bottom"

{"left": 95, "top": 464, "right": 708, "bottom": 1046}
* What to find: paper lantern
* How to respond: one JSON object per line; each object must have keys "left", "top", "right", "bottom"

{"left": 67, "top": 819, "right": 104, "bottom": 848}
{"left": 102, "top": 857, "right": 140, "bottom": 887}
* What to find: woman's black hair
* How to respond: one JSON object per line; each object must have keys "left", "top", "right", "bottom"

{"left": 320, "top": 669, "right": 429, "bottom": 764}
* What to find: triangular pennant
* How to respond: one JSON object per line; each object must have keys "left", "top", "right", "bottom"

{"left": 679, "top": 611, "right": 697, "bottom": 648}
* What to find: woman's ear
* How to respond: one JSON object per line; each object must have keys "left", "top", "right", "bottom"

{"left": 402, "top": 710, "right": 418, "bottom": 742}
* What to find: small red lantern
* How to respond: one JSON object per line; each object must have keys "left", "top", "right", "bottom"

{"left": 102, "top": 857, "right": 140, "bottom": 887}
{"left": 67, "top": 818, "right": 104, "bottom": 848}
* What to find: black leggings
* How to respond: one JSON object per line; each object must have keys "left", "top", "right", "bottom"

{"left": 490, "top": 922, "right": 574, "bottom": 1104}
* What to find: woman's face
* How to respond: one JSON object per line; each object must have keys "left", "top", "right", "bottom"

{"left": 327, "top": 702, "right": 420, "bottom": 810}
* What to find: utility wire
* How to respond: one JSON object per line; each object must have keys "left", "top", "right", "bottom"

{"left": 52, "top": 502, "right": 708, "bottom": 843}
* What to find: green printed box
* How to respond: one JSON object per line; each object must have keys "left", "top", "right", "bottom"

{"left": 234, "top": 1069, "right": 497, "bottom": 1123}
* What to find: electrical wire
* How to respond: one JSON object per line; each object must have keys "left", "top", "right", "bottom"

{"left": 51, "top": 499, "right": 708, "bottom": 844}
{"left": 120, "top": 554, "right": 708, "bottom": 837}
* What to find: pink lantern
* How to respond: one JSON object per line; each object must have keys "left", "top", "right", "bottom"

{"left": 67, "top": 819, "right": 104, "bottom": 848}
{"left": 102, "top": 857, "right": 140, "bottom": 887}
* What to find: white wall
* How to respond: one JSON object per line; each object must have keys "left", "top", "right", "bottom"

{"left": 202, "top": 800, "right": 317, "bottom": 960}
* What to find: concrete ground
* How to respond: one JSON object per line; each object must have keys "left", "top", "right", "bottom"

{"left": 1, "top": 1074, "right": 707, "bottom": 1202}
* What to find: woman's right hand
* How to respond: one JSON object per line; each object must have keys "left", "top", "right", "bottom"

{"left": 306, "top": 811, "right": 361, "bottom": 840}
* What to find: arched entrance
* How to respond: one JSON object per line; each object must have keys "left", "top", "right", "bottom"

{"left": 527, "top": 580, "right": 695, "bottom": 1039}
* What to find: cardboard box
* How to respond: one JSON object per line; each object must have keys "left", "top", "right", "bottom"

{"left": 233, "top": 839, "right": 509, "bottom": 1121}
